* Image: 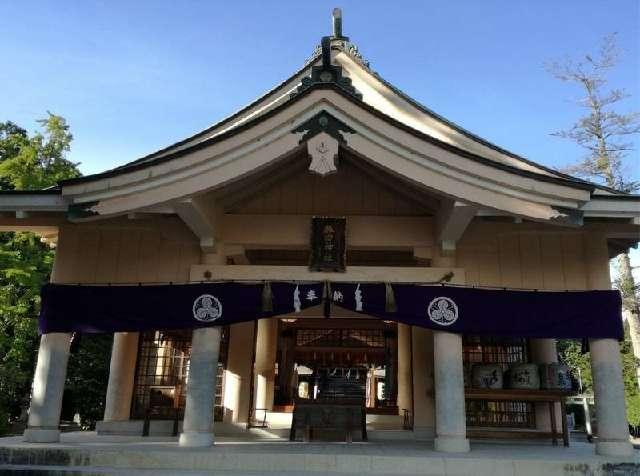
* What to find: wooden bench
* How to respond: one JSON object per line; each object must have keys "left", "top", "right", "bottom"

{"left": 465, "top": 388, "right": 573, "bottom": 446}
{"left": 289, "top": 399, "right": 367, "bottom": 443}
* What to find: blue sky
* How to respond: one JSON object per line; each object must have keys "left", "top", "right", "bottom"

{"left": 1, "top": 1, "right": 638, "bottom": 179}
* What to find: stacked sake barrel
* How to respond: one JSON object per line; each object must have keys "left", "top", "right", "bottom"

{"left": 470, "top": 363, "right": 572, "bottom": 390}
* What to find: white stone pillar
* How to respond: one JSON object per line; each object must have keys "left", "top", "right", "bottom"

{"left": 103, "top": 332, "right": 139, "bottom": 422}
{"left": 223, "top": 322, "right": 255, "bottom": 425}
{"left": 24, "top": 333, "right": 72, "bottom": 443}
{"left": 397, "top": 323, "right": 413, "bottom": 420}
{"left": 583, "top": 232, "right": 633, "bottom": 456}
{"left": 254, "top": 318, "right": 278, "bottom": 412}
{"left": 590, "top": 338, "right": 633, "bottom": 456}
{"left": 530, "top": 338, "right": 560, "bottom": 432}
{"left": 179, "top": 327, "right": 221, "bottom": 447}
{"left": 433, "top": 330, "right": 469, "bottom": 453}
{"left": 411, "top": 327, "right": 435, "bottom": 438}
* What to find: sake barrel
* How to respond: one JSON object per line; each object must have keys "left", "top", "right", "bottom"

{"left": 471, "top": 364, "right": 503, "bottom": 389}
{"left": 539, "top": 363, "right": 572, "bottom": 391}
{"left": 506, "top": 363, "right": 540, "bottom": 390}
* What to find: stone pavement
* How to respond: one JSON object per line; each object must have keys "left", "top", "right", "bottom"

{"left": 1, "top": 432, "right": 639, "bottom": 475}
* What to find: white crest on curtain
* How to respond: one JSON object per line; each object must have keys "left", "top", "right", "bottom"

{"left": 192, "top": 294, "right": 223, "bottom": 322}
{"left": 427, "top": 296, "right": 458, "bottom": 326}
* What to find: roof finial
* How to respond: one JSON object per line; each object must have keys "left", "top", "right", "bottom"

{"left": 332, "top": 8, "right": 343, "bottom": 38}
{"left": 321, "top": 36, "right": 331, "bottom": 69}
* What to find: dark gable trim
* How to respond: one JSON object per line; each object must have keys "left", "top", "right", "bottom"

{"left": 589, "top": 194, "right": 640, "bottom": 201}
{"left": 108, "top": 62, "right": 319, "bottom": 173}
{"left": 291, "top": 37, "right": 362, "bottom": 100}
{"left": 66, "top": 201, "right": 99, "bottom": 220}
{"left": 61, "top": 82, "right": 596, "bottom": 193}
{"left": 292, "top": 111, "right": 356, "bottom": 143}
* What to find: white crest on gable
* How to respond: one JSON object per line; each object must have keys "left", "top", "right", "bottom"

{"left": 307, "top": 132, "right": 339, "bottom": 177}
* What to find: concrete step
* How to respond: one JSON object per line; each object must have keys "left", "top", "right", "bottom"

{"left": 367, "top": 429, "right": 415, "bottom": 441}
{"left": 2, "top": 432, "right": 637, "bottom": 476}
{"left": 0, "top": 466, "right": 382, "bottom": 476}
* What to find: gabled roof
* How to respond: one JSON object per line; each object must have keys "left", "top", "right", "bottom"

{"left": 60, "top": 24, "right": 616, "bottom": 196}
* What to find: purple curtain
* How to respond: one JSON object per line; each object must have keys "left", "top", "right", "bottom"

{"left": 329, "top": 282, "right": 623, "bottom": 340}
{"left": 39, "top": 282, "right": 623, "bottom": 339}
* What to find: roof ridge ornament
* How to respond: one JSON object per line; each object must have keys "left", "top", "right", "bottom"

{"left": 304, "top": 8, "right": 370, "bottom": 70}
{"left": 293, "top": 9, "right": 363, "bottom": 100}
{"left": 332, "top": 8, "right": 345, "bottom": 39}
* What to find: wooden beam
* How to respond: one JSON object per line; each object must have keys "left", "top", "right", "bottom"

{"left": 0, "top": 213, "right": 67, "bottom": 230}
{"left": 225, "top": 244, "right": 250, "bottom": 265}
{"left": 221, "top": 214, "right": 435, "bottom": 249}
{"left": 190, "top": 264, "right": 465, "bottom": 283}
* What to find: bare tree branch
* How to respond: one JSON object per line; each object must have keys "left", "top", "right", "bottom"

{"left": 550, "top": 34, "right": 640, "bottom": 388}
{"left": 547, "top": 33, "right": 639, "bottom": 193}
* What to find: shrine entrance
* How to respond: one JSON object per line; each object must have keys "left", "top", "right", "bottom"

{"left": 274, "top": 317, "right": 398, "bottom": 414}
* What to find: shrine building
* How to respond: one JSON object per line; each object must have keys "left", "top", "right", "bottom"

{"left": 2, "top": 8, "right": 640, "bottom": 461}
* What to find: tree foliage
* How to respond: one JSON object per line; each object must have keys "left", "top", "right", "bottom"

{"left": 557, "top": 339, "right": 592, "bottom": 393}
{"left": 64, "top": 334, "right": 113, "bottom": 429}
{"left": 0, "top": 232, "right": 53, "bottom": 433}
{"left": 0, "top": 114, "right": 94, "bottom": 434}
{"left": 0, "top": 113, "right": 79, "bottom": 190}
{"left": 558, "top": 324, "right": 640, "bottom": 425}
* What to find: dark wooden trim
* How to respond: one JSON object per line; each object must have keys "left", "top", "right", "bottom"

{"left": 465, "top": 388, "right": 573, "bottom": 402}
{"left": 467, "top": 429, "right": 563, "bottom": 440}
{"left": 590, "top": 194, "right": 640, "bottom": 201}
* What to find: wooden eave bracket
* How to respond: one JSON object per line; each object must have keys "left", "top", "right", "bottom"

{"left": 174, "top": 197, "right": 219, "bottom": 253}
{"left": 436, "top": 201, "right": 478, "bottom": 248}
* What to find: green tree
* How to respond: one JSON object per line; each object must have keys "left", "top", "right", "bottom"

{"left": 64, "top": 334, "right": 113, "bottom": 429}
{"left": 558, "top": 325, "right": 640, "bottom": 424}
{"left": 0, "top": 113, "right": 93, "bottom": 434}
{"left": 0, "top": 232, "right": 54, "bottom": 434}
{"left": 557, "top": 339, "right": 592, "bottom": 393}
{"left": 547, "top": 34, "right": 640, "bottom": 396}
{"left": 0, "top": 113, "right": 78, "bottom": 190}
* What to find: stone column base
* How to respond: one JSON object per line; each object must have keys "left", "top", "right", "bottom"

{"left": 596, "top": 440, "right": 633, "bottom": 457}
{"left": 434, "top": 435, "right": 470, "bottom": 453}
{"left": 178, "top": 431, "right": 214, "bottom": 447}
{"left": 23, "top": 427, "right": 60, "bottom": 443}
